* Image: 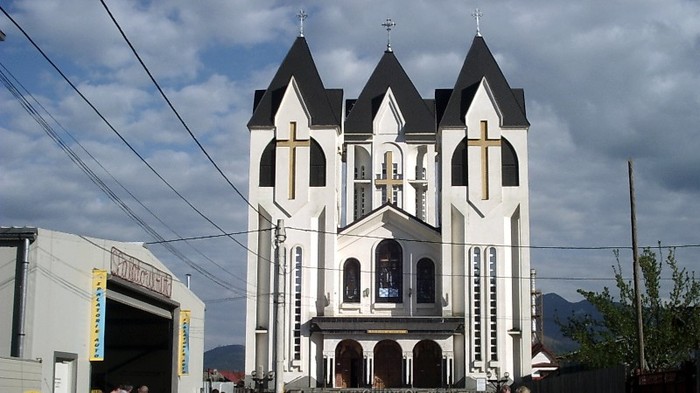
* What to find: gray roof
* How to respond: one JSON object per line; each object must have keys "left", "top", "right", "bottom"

{"left": 438, "top": 36, "right": 529, "bottom": 129}
{"left": 248, "top": 37, "right": 341, "bottom": 128}
{"left": 345, "top": 51, "right": 435, "bottom": 140}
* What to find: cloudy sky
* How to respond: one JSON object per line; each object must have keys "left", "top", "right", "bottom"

{"left": 2, "top": 0, "right": 699, "bottom": 350}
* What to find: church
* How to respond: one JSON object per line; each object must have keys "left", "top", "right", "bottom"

{"left": 245, "top": 14, "right": 532, "bottom": 391}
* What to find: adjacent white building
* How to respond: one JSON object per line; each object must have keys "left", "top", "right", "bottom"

{"left": 245, "top": 28, "right": 532, "bottom": 390}
{"left": 0, "top": 227, "right": 205, "bottom": 393}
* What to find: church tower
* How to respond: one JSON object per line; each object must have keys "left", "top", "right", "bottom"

{"left": 437, "top": 33, "right": 532, "bottom": 381}
{"left": 245, "top": 29, "right": 343, "bottom": 386}
{"left": 245, "top": 12, "right": 532, "bottom": 391}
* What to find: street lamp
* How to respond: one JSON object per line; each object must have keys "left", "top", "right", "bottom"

{"left": 251, "top": 370, "right": 274, "bottom": 393}
{"left": 487, "top": 370, "right": 510, "bottom": 392}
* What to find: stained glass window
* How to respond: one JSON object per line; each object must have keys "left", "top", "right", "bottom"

{"left": 375, "top": 240, "right": 402, "bottom": 303}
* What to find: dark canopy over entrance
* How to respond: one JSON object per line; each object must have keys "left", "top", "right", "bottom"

{"left": 90, "top": 291, "right": 175, "bottom": 392}
{"left": 374, "top": 340, "right": 402, "bottom": 388}
{"left": 335, "top": 339, "right": 363, "bottom": 388}
{"left": 413, "top": 340, "right": 442, "bottom": 388}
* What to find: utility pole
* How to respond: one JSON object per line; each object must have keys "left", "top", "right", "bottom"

{"left": 274, "top": 219, "right": 287, "bottom": 393}
{"left": 628, "top": 160, "right": 646, "bottom": 372}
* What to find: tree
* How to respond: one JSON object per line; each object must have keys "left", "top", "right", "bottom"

{"left": 559, "top": 247, "right": 700, "bottom": 370}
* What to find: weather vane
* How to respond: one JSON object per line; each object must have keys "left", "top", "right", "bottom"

{"left": 297, "top": 9, "right": 308, "bottom": 37}
{"left": 382, "top": 18, "right": 397, "bottom": 52}
{"left": 472, "top": 8, "right": 483, "bottom": 37}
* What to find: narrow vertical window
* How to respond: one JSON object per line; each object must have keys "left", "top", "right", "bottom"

{"left": 343, "top": 258, "right": 361, "bottom": 303}
{"left": 392, "top": 187, "right": 400, "bottom": 207}
{"left": 354, "top": 186, "right": 360, "bottom": 221}
{"left": 489, "top": 247, "right": 498, "bottom": 360}
{"left": 293, "top": 247, "right": 303, "bottom": 360}
{"left": 375, "top": 240, "right": 403, "bottom": 303}
{"left": 415, "top": 187, "right": 427, "bottom": 220}
{"left": 472, "top": 247, "right": 482, "bottom": 361}
{"left": 361, "top": 187, "right": 366, "bottom": 215}
{"left": 417, "top": 258, "right": 435, "bottom": 303}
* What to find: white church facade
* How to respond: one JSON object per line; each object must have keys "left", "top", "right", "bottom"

{"left": 245, "top": 24, "right": 532, "bottom": 390}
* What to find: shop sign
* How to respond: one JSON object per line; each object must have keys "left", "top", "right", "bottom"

{"left": 110, "top": 247, "right": 172, "bottom": 297}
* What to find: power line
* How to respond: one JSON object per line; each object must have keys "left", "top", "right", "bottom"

{"left": 144, "top": 228, "right": 271, "bottom": 245}
{"left": 0, "top": 5, "right": 272, "bottom": 270}
{"left": 288, "top": 226, "right": 700, "bottom": 251}
{"left": 0, "top": 61, "right": 249, "bottom": 294}
{"left": 0, "top": 60, "right": 249, "bottom": 288}
{"left": 98, "top": 0, "right": 273, "bottom": 228}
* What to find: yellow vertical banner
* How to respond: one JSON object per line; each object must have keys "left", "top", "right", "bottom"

{"left": 178, "top": 310, "right": 191, "bottom": 375}
{"left": 90, "top": 269, "right": 107, "bottom": 361}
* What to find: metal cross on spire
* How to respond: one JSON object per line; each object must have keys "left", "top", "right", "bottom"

{"left": 472, "top": 8, "right": 483, "bottom": 37}
{"left": 297, "top": 9, "right": 308, "bottom": 37}
{"left": 381, "top": 18, "right": 397, "bottom": 52}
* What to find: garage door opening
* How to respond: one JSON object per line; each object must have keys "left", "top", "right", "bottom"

{"left": 90, "top": 298, "right": 173, "bottom": 393}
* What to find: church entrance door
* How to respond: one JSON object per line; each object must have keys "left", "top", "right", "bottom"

{"left": 413, "top": 340, "right": 442, "bottom": 388}
{"left": 373, "top": 340, "right": 402, "bottom": 388}
{"left": 335, "top": 339, "right": 363, "bottom": 388}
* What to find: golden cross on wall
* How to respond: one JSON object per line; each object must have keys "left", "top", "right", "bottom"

{"left": 468, "top": 120, "right": 500, "bottom": 200}
{"left": 277, "top": 122, "right": 309, "bottom": 199}
{"left": 375, "top": 151, "right": 402, "bottom": 203}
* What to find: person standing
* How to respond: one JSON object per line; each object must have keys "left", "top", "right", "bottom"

{"left": 515, "top": 386, "right": 531, "bottom": 393}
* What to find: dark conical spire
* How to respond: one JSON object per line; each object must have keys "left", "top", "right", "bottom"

{"left": 345, "top": 50, "right": 435, "bottom": 140}
{"left": 438, "top": 35, "right": 528, "bottom": 129}
{"left": 248, "top": 37, "right": 341, "bottom": 128}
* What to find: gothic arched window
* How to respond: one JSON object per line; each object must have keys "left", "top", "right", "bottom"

{"left": 417, "top": 258, "right": 435, "bottom": 304}
{"left": 451, "top": 138, "right": 468, "bottom": 186}
{"left": 375, "top": 240, "right": 402, "bottom": 303}
{"left": 259, "top": 139, "right": 275, "bottom": 187}
{"left": 502, "top": 138, "right": 519, "bottom": 186}
{"left": 343, "top": 258, "right": 361, "bottom": 303}
{"left": 310, "top": 138, "right": 326, "bottom": 187}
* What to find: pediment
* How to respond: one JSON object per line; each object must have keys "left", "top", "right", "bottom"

{"left": 338, "top": 204, "right": 440, "bottom": 250}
